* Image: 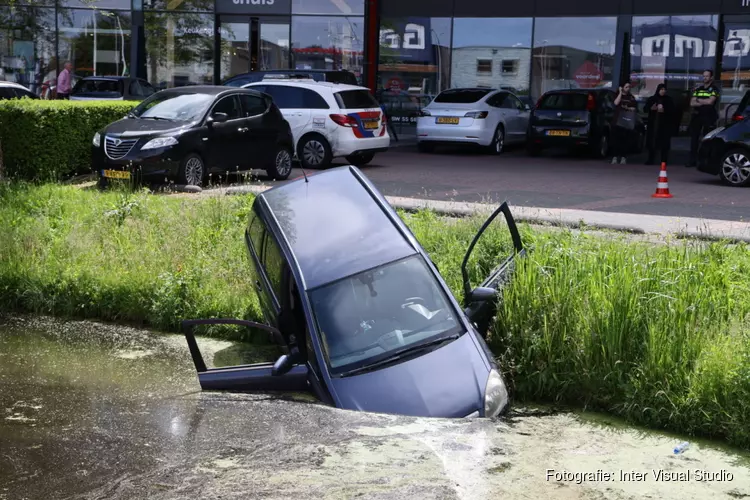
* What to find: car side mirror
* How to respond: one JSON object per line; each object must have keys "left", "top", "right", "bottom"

{"left": 272, "top": 353, "right": 294, "bottom": 376}
{"left": 208, "top": 112, "right": 228, "bottom": 125}
{"left": 469, "top": 286, "right": 497, "bottom": 303}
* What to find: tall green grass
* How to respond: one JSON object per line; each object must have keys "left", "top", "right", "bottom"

{"left": 1, "top": 184, "right": 749, "bottom": 448}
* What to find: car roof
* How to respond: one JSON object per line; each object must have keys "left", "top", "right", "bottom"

{"left": 543, "top": 88, "right": 612, "bottom": 94}
{"left": 80, "top": 76, "right": 131, "bottom": 81}
{"left": 258, "top": 166, "right": 418, "bottom": 291}
{"left": 247, "top": 80, "right": 369, "bottom": 93}
{"left": 0, "top": 81, "right": 27, "bottom": 89}
{"left": 162, "top": 85, "right": 261, "bottom": 96}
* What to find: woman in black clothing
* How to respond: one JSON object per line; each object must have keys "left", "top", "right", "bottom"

{"left": 644, "top": 83, "right": 675, "bottom": 165}
{"left": 611, "top": 81, "right": 638, "bottom": 164}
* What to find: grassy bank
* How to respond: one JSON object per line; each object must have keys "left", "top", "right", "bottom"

{"left": 1, "top": 183, "right": 749, "bottom": 449}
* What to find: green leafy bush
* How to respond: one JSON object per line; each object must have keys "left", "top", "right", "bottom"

{"left": 0, "top": 99, "right": 137, "bottom": 182}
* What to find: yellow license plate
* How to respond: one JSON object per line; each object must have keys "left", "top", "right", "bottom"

{"left": 363, "top": 120, "right": 379, "bottom": 129}
{"left": 103, "top": 169, "right": 130, "bottom": 180}
{"left": 436, "top": 117, "right": 460, "bottom": 125}
{"left": 546, "top": 130, "right": 571, "bottom": 137}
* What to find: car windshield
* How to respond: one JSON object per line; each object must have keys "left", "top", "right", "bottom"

{"left": 434, "top": 89, "right": 491, "bottom": 103}
{"left": 538, "top": 93, "right": 589, "bottom": 110}
{"left": 73, "top": 79, "right": 122, "bottom": 96}
{"left": 130, "top": 92, "right": 214, "bottom": 121}
{"left": 309, "top": 255, "right": 463, "bottom": 375}
{"left": 334, "top": 89, "right": 380, "bottom": 109}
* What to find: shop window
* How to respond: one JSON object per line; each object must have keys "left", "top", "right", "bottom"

{"left": 476, "top": 59, "right": 492, "bottom": 74}
{"left": 451, "top": 18, "right": 532, "bottom": 95}
{"left": 58, "top": 9, "right": 132, "bottom": 79}
{"left": 144, "top": 11, "right": 213, "bottom": 89}
{"left": 292, "top": 0, "right": 364, "bottom": 16}
{"left": 502, "top": 59, "right": 519, "bottom": 74}
{"left": 143, "top": 0, "right": 214, "bottom": 11}
{"left": 378, "top": 17, "right": 452, "bottom": 138}
{"left": 290, "top": 16, "right": 363, "bottom": 79}
{"left": 719, "top": 17, "right": 749, "bottom": 125}
{"left": 0, "top": 6, "right": 56, "bottom": 97}
{"left": 58, "top": 0, "right": 131, "bottom": 9}
{"left": 532, "top": 17, "right": 616, "bottom": 99}
{"left": 630, "top": 15, "right": 719, "bottom": 133}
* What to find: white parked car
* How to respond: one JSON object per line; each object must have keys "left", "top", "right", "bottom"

{"left": 0, "top": 81, "right": 38, "bottom": 100}
{"left": 416, "top": 88, "right": 531, "bottom": 154}
{"left": 242, "top": 78, "right": 390, "bottom": 169}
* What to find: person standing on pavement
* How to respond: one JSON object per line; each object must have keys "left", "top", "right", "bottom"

{"left": 56, "top": 61, "right": 72, "bottom": 99}
{"left": 644, "top": 83, "right": 675, "bottom": 165}
{"left": 686, "top": 69, "right": 720, "bottom": 167}
{"left": 611, "top": 81, "right": 638, "bottom": 164}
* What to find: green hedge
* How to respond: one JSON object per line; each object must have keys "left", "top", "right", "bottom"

{"left": 0, "top": 99, "right": 138, "bottom": 182}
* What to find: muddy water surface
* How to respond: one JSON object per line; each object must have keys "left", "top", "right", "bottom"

{"left": 1, "top": 314, "right": 749, "bottom": 500}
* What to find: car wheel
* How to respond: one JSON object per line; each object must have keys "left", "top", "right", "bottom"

{"left": 298, "top": 134, "right": 332, "bottom": 169}
{"left": 719, "top": 148, "right": 750, "bottom": 187}
{"left": 487, "top": 126, "right": 505, "bottom": 155}
{"left": 345, "top": 152, "right": 375, "bottom": 166}
{"left": 178, "top": 153, "right": 205, "bottom": 187}
{"left": 417, "top": 142, "right": 435, "bottom": 153}
{"left": 267, "top": 145, "right": 293, "bottom": 180}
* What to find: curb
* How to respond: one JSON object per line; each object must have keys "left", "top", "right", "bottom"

{"left": 217, "top": 184, "right": 750, "bottom": 243}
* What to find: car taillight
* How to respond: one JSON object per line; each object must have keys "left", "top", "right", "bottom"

{"left": 733, "top": 114, "right": 744, "bottom": 122}
{"left": 329, "top": 114, "right": 357, "bottom": 127}
{"left": 465, "top": 111, "right": 488, "bottom": 119}
{"left": 536, "top": 97, "right": 543, "bottom": 109}
{"left": 586, "top": 93, "right": 596, "bottom": 111}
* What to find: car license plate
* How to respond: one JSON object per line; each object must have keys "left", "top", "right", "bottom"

{"left": 103, "top": 169, "right": 130, "bottom": 180}
{"left": 546, "top": 130, "right": 571, "bottom": 137}
{"left": 436, "top": 117, "right": 460, "bottom": 125}
{"left": 363, "top": 120, "right": 379, "bottom": 129}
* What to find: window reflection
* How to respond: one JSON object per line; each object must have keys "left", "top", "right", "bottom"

{"left": 451, "top": 18, "right": 532, "bottom": 96}
{"left": 260, "top": 22, "right": 290, "bottom": 71}
{"left": 0, "top": 6, "right": 56, "bottom": 97}
{"left": 58, "top": 0, "right": 131, "bottom": 9}
{"left": 631, "top": 16, "right": 719, "bottom": 133}
{"left": 377, "top": 17, "right": 451, "bottom": 138}
{"left": 292, "top": 0, "right": 364, "bottom": 16}
{"left": 722, "top": 19, "right": 750, "bottom": 123}
{"left": 58, "top": 9, "right": 131, "bottom": 78}
{"left": 532, "top": 17, "right": 616, "bottom": 99}
{"left": 290, "top": 16, "right": 363, "bottom": 78}
{"left": 143, "top": 0, "right": 214, "bottom": 11}
{"left": 145, "top": 12, "right": 213, "bottom": 89}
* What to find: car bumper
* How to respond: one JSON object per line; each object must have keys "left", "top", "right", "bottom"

{"left": 696, "top": 139, "right": 723, "bottom": 175}
{"left": 528, "top": 125, "right": 593, "bottom": 147}
{"left": 333, "top": 134, "right": 390, "bottom": 157}
{"left": 416, "top": 118, "right": 494, "bottom": 146}
{"left": 92, "top": 145, "right": 181, "bottom": 182}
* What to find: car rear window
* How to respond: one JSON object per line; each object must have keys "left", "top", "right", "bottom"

{"left": 538, "top": 93, "right": 589, "bottom": 110}
{"left": 334, "top": 89, "right": 379, "bottom": 109}
{"left": 434, "top": 89, "right": 492, "bottom": 103}
{"left": 73, "top": 79, "right": 123, "bottom": 96}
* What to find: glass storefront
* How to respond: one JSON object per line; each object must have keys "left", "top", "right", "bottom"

{"left": 0, "top": 5, "right": 56, "bottom": 96}
{"left": 290, "top": 16, "right": 364, "bottom": 78}
{"left": 378, "top": 17, "right": 451, "bottom": 137}
{"left": 531, "top": 17, "right": 617, "bottom": 98}
{"left": 631, "top": 15, "right": 719, "bottom": 133}
{"left": 720, "top": 15, "right": 750, "bottom": 124}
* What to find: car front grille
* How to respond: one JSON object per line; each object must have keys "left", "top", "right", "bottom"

{"left": 104, "top": 136, "right": 138, "bottom": 160}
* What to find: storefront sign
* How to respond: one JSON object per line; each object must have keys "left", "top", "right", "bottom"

{"left": 379, "top": 18, "right": 434, "bottom": 64}
{"left": 573, "top": 61, "right": 603, "bottom": 88}
{"left": 216, "top": 0, "right": 291, "bottom": 15}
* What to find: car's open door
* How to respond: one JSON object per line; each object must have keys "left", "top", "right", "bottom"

{"left": 182, "top": 318, "right": 309, "bottom": 393}
{"left": 460, "top": 202, "right": 525, "bottom": 337}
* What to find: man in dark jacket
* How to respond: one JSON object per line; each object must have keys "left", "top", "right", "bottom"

{"left": 686, "top": 70, "right": 720, "bottom": 167}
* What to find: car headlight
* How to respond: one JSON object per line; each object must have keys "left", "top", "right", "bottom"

{"left": 702, "top": 127, "right": 724, "bottom": 141}
{"left": 484, "top": 369, "right": 509, "bottom": 418}
{"left": 141, "top": 136, "right": 178, "bottom": 150}
{"left": 92, "top": 132, "right": 100, "bottom": 147}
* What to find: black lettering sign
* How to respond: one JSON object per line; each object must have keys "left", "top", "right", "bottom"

{"left": 216, "top": 0, "right": 291, "bottom": 15}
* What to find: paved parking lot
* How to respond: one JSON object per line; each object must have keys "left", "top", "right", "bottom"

{"left": 263, "top": 143, "right": 748, "bottom": 223}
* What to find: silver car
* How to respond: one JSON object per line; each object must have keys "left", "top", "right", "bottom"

{"left": 416, "top": 88, "right": 531, "bottom": 154}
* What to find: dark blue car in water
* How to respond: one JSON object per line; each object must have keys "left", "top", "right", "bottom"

{"left": 183, "top": 166, "right": 525, "bottom": 418}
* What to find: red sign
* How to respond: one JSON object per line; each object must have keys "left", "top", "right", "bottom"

{"left": 573, "top": 61, "right": 603, "bottom": 88}
{"left": 387, "top": 77, "right": 405, "bottom": 91}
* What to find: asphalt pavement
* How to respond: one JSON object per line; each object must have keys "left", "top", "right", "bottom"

{"left": 269, "top": 143, "right": 748, "bottom": 223}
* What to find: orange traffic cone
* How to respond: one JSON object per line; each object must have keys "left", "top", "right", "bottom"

{"left": 652, "top": 162, "right": 673, "bottom": 198}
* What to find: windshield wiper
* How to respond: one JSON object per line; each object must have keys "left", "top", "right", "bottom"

{"left": 338, "top": 333, "right": 460, "bottom": 377}
{"left": 141, "top": 116, "right": 174, "bottom": 121}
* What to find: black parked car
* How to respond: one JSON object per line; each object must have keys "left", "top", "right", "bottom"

{"left": 182, "top": 165, "right": 526, "bottom": 418}
{"left": 71, "top": 76, "right": 157, "bottom": 101}
{"left": 527, "top": 89, "right": 645, "bottom": 158}
{"left": 223, "top": 69, "right": 359, "bottom": 87}
{"left": 92, "top": 86, "right": 295, "bottom": 187}
{"left": 697, "top": 119, "right": 750, "bottom": 187}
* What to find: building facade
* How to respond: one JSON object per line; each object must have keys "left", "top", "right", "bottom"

{"left": 1, "top": 0, "right": 750, "bottom": 133}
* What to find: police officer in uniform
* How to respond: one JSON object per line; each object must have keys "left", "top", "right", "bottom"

{"left": 687, "top": 69, "right": 720, "bottom": 167}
